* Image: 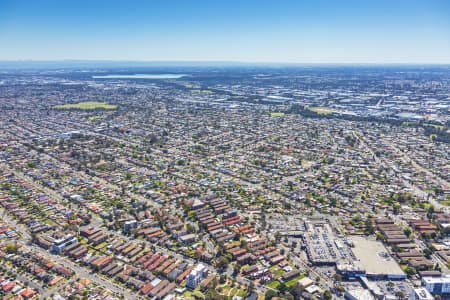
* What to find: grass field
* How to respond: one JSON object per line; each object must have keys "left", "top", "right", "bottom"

{"left": 266, "top": 280, "right": 280, "bottom": 289}
{"left": 216, "top": 284, "right": 248, "bottom": 299}
{"left": 307, "top": 106, "right": 333, "bottom": 115}
{"left": 273, "top": 269, "right": 285, "bottom": 279}
{"left": 439, "top": 199, "right": 450, "bottom": 206}
{"left": 269, "top": 112, "right": 285, "bottom": 117}
{"left": 53, "top": 101, "right": 117, "bottom": 110}
{"left": 285, "top": 275, "right": 305, "bottom": 287}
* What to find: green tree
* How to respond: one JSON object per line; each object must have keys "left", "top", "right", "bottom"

{"left": 277, "top": 282, "right": 288, "bottom": 294}
{"left": 364, "top": 219, "right": 375, "bottom": 235}
{"left": 288, "top": 283, "right": 304, "bottom": 299}
{"left": 5, "top": 243, "right": 17, "bottom": 254}
{"left": 427, "top": 206, "right": 435, "bottom": 220}
{"left": 323, "top": 290, "right": 332, "bottom": 300}
{"left": 403, "top": 228, "right": 412, "bottom": 238}
{"left": 265, "top": 290, "right": 278, "bottom": 300}
{"left": 219, "top": 275, "right": 226, "bottom": 284}
{"left": 423, "top": 248, "right": 433, "bottom": 259}
{"left": 404, "top": 266, "right": 416, "bottom": 276}
{"left": 216, "top": 256, "right": 229, "bottom": 271}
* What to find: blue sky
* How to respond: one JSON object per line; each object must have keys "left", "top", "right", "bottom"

{"left": 0, "top": 0, "right": 449, "bottom": 63}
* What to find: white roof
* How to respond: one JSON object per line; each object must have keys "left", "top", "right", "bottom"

{"left": 345, "top": 288, "right": 375, "bottom": 300}
{"left": 305, "top": 284, "right": 322, "bottom": 294}
{"left": 150, "top": 278, "right": 161, "bottom": 286}
{"left": 423, "top": 276, "right": 450, "bottom": 283}
{"left": 413, "top": 288, "right": 434, "bottom": 300}
{"left": 298, "top": 277, "right": 314, "bottom": 287}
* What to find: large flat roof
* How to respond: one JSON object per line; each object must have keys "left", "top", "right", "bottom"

{"left": 350, "top": 236, "right": 405, "bottom": 277}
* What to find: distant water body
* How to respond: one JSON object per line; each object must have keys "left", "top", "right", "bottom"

{"left": 92, "top": 74, "right": 187, "bottom": 79}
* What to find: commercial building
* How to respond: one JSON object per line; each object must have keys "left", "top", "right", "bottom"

{"left": 344, "top": 288, "right": 375, "bottom": 300}
{"left": 350, "top": 236, "right": 406, "bottom": 280}
{"left": 422, "top": 276, "right": 450, "bottom": 295}
{"left": 336, "top": 263, "right": 366, "bottom": 279}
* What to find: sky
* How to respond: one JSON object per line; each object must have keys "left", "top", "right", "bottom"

{"left": 0, "top": 0, "right": 450, "bottom": 64}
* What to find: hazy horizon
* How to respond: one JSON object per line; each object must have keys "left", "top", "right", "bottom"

{"left": 1, "top": 60, "right": 450, "bottom": 69}
{"left": 1, "top": 0, "right": 450, "bottom": 64}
